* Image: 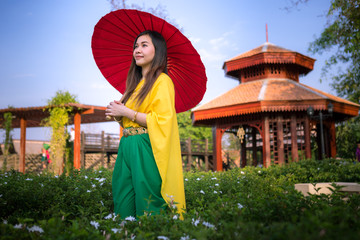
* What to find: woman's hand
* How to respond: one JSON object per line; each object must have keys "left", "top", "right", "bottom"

{"left": 105, "top": 101, "right": 128, "bottom": 118}
{"left": 105, "top": 100, "right": 147, "bottom": 127}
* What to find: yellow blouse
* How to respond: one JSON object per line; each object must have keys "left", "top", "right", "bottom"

{"left": 123, "top": 73, "right": 186, "bottom": 216}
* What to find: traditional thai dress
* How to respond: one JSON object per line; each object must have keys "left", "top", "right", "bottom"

{"left": 112, "top": 73, "right": 186, "bottom": 218}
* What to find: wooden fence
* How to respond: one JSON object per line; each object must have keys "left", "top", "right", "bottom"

{"left": 81, "top": 132, "right": 213, "bottom": 171}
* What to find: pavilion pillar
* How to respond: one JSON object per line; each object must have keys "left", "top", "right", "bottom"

{"left": 19, "top": 117, "right": 26, "bottom": 173}
{"left": 252, "top": 128, "right": 257, "bottom": 166}
{"left": 263, "top": 116, "right": 271, "bottom": 168}
{"left": 74, "top": 113, "right": 81, "bottom": 169}
{"left": 277, "top": 116, "right": 285, "bottom": 165}
{"left": 241, "top": 133, "right": 247, "bottom": 168}
{"left": 304, "top": 116, "right": 311, "bottom": 159}
{"left": 213, "top": 127, "right": 224, "bottom": 171}
{"left": 291, "top": 115, "right": 299, "bottom": 162}
{"left": 328, "top": 121, "right": 336, "bottom": 158}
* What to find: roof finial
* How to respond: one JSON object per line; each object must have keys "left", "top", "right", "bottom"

{"left": 266, "top": 23, "right": 268, "bottom": 43}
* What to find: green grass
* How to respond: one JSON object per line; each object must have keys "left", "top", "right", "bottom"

{"left": 0, "top": 158, "right": 360, "bottom": 239}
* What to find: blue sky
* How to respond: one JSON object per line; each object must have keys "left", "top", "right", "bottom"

{"left": 0, "top": 0, "right": 334, "bottom": 141}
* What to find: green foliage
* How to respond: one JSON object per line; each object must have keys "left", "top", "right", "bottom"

{"left": 1, "top": 159, "right": 360, "bottom": 239}
{"left": 177, "top": 110, "right": 212, "bottom": 141}
{"left": 336, "top": 117, "right": 360, "bottom": 159}
{"left": 42, "top": 90, "right": 78, "bottom": 175}
{"left": 308, "top": 0, "right": 360, "bottom": 104}
{"left": 2, "top": 112, "right": 13, "bottom": 156}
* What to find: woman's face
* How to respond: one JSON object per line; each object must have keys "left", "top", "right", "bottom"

{"left": 133, "top": 34, "right": 155, "bottom": 72}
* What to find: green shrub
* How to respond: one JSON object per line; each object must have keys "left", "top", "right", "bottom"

{"left": 0, "top": 159, "right": 359, "bottom": 239}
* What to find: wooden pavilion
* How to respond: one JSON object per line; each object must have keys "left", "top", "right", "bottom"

{"left": 0, "top": 104, "right": 111, "bottom": 173}
{"left": 191, "top": 42, "right": 360, "bottom": 171}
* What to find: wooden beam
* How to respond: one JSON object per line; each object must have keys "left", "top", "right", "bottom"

{"left": 304, "top": 116, "right": 311, "bottom": 159}
{"left": 291, "top": 115, "right": 299, "bottom": 162}
{"left": 264, "top": 116, "right": 271, "bottom": 168}
{"left": 19, "top": 118, "right": 26, "bottom": 173}
{"left": 213, "top": 127, "right": 224, "bottom": 171}
{"left": 329, "top": 121, "right": 337, "bottom": 158}
{"left": 74, "top": 113, "right": 81, "bottom": 169}
{"left": 277, "top": 116, "right": 285, "bottom": 165}
{"left": 252, "top": 128, "right": 257, "bottom": 166}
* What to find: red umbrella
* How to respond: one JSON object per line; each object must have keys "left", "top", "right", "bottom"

{"left": 91, "top": 9, "right": 207, "bottom": 113}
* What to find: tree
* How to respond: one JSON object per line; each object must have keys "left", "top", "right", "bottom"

{"left": 308, "top": 0, "right": 360, "bottom": 104}
{"left": 177, "top": 111, "right": 212, "bottom": 141}
{"left": 336, "top": 117, "right": 360, "bottom": 159}
{"left": 42, "top": 90, "right": 78, "bottom": 175}
{"left": 1, "top": 107, "right": 14, "bottom": 170}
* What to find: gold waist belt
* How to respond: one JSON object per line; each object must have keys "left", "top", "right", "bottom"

{"left": 123, "top": 127, "right": 148, "bottom": 137}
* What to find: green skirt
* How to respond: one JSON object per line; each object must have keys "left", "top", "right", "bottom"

{"left": 112, "top": 133, "right": 166, "bottom": 218}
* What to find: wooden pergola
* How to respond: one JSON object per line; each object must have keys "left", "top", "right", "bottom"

{"left": 0, "top": 103, "right": 116, "bottom": 173}
{"left": 192, "top": 42, "right": 360, "bottom": 171}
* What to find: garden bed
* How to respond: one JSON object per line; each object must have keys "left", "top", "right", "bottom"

{"left": 1, "top": 158, "right": 360, "bottom": 239}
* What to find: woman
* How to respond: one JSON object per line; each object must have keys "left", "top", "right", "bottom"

{"left": 105, "top": 30, "right": 185, "bottom": 218}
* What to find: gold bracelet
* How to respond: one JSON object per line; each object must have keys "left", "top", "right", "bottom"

{"left": 132, "top": 111, "right": 138, "bottom": 122}
{"left": 113, "top": 116, "right": 122, "bottom": 123}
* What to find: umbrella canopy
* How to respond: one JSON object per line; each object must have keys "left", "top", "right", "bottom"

{"left": 92, "top": 9, "right": 207, "bottom": 113}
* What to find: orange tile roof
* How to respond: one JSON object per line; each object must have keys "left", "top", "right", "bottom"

{"left": 223, "top": 42, "right": 316, "bottom": 75}
{"left": 192, "top": 78, "right": 359, "bottom": 122}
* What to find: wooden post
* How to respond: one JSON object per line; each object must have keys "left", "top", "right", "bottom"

{"left": 277, "top": 116, "right": 285, "bottom": 165}
{"left": 252, "top": 128, "right": 257, "bottom": 166}
{"left": 74, "top": 113, "right": 81, "bottom": 169}
{"left": 205, "top": 138, "right": 209, "bottom": 171}
{"left": 19, "top": 118, "right": 26, "bottom": 173}
{"left": 329, "top": 121, "right": 336, "bottom": 158}
{"left": 264, "top": 116, "right": 271, "bottom": 168}
{"left": 101, "top": 131, "right": 105, "bottom": 167}
{"left": 241, "top": 133, "right": 247, "bottom": 168}
{"left": 213, "top": 127, "right": 224, "bottom": 171}
{"left": 81, "top": 131, "right": 85, "bottom": 168}
{"left": 304, "top": 116, "right": 311, "bottom": 159}
{"left": 187, "top": 137, "right": 192, "bottom": 171}
{"left": 291, "top": 115, "right": 299, "bottom": 162}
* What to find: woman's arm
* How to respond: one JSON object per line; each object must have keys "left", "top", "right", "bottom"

{"left": 106, "top": 100, "right": 147, "bottom": 127}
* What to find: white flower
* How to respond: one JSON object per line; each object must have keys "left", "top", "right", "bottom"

{"left": 92, "top": 184, "right": 96, "bottom": 188}
{"left": 0, "top": 194, "right": 2, "bottom": 198}
{"left": 25, "top": 178, "right": 33, "bottom": 181}
{"left": 55, "top": 175, "right": 59, "bottom": 178}
{"left": 125, "top": 216, "right": 136, "bottom": 221}
{"left": 200, "top": 190, "right": 205, "bottom": 194}
{"left": 157, "top": 236, "right": 169, "bottom": 240}
{"left": 90, "top": 221, "right": 100, "bottom": 229}
{"left": 211, "top": 177, "right": 217, "bottom": 180}
{"left": 13, "top": 224, "right": 22, "bottom": 229}
{"left": 104, "top": 213, "right": 113, "bottom": 219}
{"left": 238, "top": 203, "right": 244, "bottom": 209}
{"left": 219, "top": 191, "right": 222, "bottom": 193}
{"left": 180, "top": 235, "right": 191, "bottom": 240}
{"left": 3, "top": 220, "right": 7, "bottom": 224}
{"left": 173, "top": 214, "right": 179, "bottom": 220}
{"left": 98, "top": 178, "right": 106, "bottom": 183}
{"left": 27, "top": 225, "right": 44, "bottom": 233}
{"left": 185, "top": 178, "right": 188, "bottom": 181}
{"left": 258, "top": 171, "right": 261, "bottom": 174}
{"left": 191, "top": 218, "right": 200, "bottom": 226}
{"left": 4, "top": 182, "right": 7, "bottom": 184}
{"left": 214, "top": 191, "right": 218, "bottom": 194}
{"left": 40, "top": 183, "right": 44, "bottom": 187}
{"left": 196, "top": 178, "right": 201, "bottom": 181}
{"left": 241, "top": 171, "right": 245, "bottom": 174}
{"left": 202, "top": 221, "right": 215, "bottom": 228}
{"left": 100, "top": 201, "right": 104, "bottom": 206}
{"left": 112, "top": 228, "right": 121, "bottom": 233}
{"left": 98, "top": 170, "right": 102, "bottom": 173}
{"left": 215, "top": 183, "right": 219, "bottom": 186}
{"left": 84, "top": 176, "right": 88, "bottom": 179}
{"left": 87, "top": 190, "right": 91, "bottom": 193}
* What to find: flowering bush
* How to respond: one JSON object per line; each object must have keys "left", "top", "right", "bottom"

{"left": 0, "top": 159, "right": 359, "bottom": 239}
